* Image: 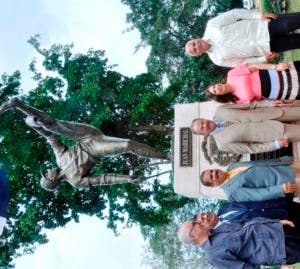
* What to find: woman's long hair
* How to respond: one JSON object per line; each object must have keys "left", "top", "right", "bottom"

{"left": 205, "top": 83, "right": 239, "bottom": 104}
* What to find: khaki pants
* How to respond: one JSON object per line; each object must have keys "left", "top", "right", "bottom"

{"left": 284, "top": 124, "right": 300, "bottom": 142}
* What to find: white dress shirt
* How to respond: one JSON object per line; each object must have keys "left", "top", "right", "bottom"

{"left": 203, "top": 9, "right": 270, "bottom": 67}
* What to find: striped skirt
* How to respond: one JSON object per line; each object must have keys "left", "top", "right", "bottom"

{"left": 260, "top": 61, "right": 300, "bottom": 100}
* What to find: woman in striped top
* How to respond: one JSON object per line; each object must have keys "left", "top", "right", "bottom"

{"left": 205, "top": 62, "right": 300, "bottom": 104}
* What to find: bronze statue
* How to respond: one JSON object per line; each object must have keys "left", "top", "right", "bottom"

{"left": 0, "top": 98, "right": 170, "bottom": 191}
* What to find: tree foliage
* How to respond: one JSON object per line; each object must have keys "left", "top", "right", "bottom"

{"left": 0, "top": 36, "right": 190, "bottom": 268}
{"left": 121, "top": 0, "right": 238, "bottom": 102}
{"left": 141, "top": 199, "right": 219, "bottom": 269}
{"left": 119, "top": 1, "right": 240, "bottom": 267}
{"left": 0, "top": 1, "right": 239, "bottom": 266}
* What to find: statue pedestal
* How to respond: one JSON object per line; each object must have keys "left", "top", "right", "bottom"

{"left": 173, "top": 101, "right": 295, "bottom": 199}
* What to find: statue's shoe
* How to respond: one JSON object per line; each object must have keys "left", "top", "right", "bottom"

{"left": 0, "top": 97, "right": 19, "bottom": 114}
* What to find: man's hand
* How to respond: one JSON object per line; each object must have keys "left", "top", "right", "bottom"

{"left": 279, "top": 137, "right": 289, "bottom": 147}
{"left": 265, "top": 52, "right": 278, "bottom": 61}
{"left": 262, "top": 12, "right": 278, "bottom": 21}
{"left": 273, "top": 100, "right": 283, "bottom": 107}
{"left": 282, "top": 182, "right": 297, "bottom": 194}
{"left": 276, "top": 62, "right": 291, "bottom": 71}
{"left": 280, "top": 219, "right": 295, "bottom": 227}
{"left": 273, "top": 100, "right": 294, "bottom": 107}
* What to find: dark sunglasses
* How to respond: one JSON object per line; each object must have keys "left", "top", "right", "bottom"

{"left": 188, "top": 214, "right": 200, "bottom": 236}
{"left": 189, "top": 214, "right": 198, "bottom": 222}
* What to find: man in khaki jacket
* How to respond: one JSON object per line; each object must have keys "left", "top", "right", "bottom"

{"left": 0, "top": 98, "right": 170, "bottom": 191}
{"left": 191, "top": 100, "right": 300, "bottom": 154}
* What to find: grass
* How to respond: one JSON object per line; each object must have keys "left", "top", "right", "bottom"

{"left": 260, "top": 0, "right": 300, "bottom": 61}
{"left": 283, "top": 0, "right": 300, "bottom": 61}
{"left": 287, "top": 0, "right": 300, "bottom": 13}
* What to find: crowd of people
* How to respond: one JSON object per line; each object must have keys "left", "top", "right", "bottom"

{"left": 179, "top": 8, "right": 300, "bottom": 269}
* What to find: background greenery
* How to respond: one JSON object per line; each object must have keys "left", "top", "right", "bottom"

{"left": 0, "top": 0, "right": 296, "bottom": 268}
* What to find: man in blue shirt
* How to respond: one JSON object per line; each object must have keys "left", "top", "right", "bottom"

{"left": 200, "top": 158, "right": 298, "bottom": 202}
{"left": 178, "top": 212, "right": 300, "bottom": 268}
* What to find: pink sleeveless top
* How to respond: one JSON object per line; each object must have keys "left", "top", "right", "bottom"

{"left": 227, "top": 63, "right": 261, "bottom": 104}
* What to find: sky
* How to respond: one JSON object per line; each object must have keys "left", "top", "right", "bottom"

{"left": 0, "top": 0, "right": 156, "bottom": 268}
{"left": 0, "top": 0, "right": 150, "bottom": 90}
{"left": 14, "top": 215, "right": 147, "bottom": 269}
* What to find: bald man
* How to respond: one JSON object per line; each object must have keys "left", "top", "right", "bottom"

{"left": 178, "top": 212, "right": 300, "bottom": 268}
{"left": 185, "top": 9, "right": 300, "bottom": 67}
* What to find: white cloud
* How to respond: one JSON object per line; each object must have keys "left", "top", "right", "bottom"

{"left": 15, "top": 215, "right": 149, "bottom": 269}
{"left": 0, "top": 0, "right": 149, "bottom": 91}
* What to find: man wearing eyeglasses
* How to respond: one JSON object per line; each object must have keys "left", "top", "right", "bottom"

{"left": 185, "top": 9, "right": 300, "bottom": 67}
{"left": 178, "top": 212, "right": 300, "bottom": 268}
{"left": 200, "top": 158, "right": 300, "bottom": 202}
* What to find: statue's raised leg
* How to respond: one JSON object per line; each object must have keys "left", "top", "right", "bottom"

{"left": 1, "top": 98, "right": 171, "bottom": 160}
{"left": 93, "top": 136, "right": 170, "bottom": 160}
{"left": 0, "top": 98, "right": 103, "bottom": 141}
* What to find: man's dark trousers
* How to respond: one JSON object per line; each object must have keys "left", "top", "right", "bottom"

{"left": 269, "top": 12, "right": 300, "bottom": 52}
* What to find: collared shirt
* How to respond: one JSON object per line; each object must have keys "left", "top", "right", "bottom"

{"left": 221, "top": 160, "right": 294, "bottom": 202}
{"left": 211, "top": 120, "right": 225, "bottom": 135}
{"left": 203, "top": 9, "right": 270, "bottom": 67}
{"left": 227, "top": 166, "right": 249, "bottom": 180}
{"left": 214, "top": 211, "right": 240, "bottom": 229}
{"left": 221, "top": 166, "right": 249, "bottom": 186}
{"left": 201, "top": 218, "right": 286, "bottom": 268}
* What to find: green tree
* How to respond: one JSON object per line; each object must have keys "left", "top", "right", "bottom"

{"left": 141, "top": 198, "right": 219, "bottom": 269}
{"left": 0, "top": 37, "right": 190, "bottom": 268}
